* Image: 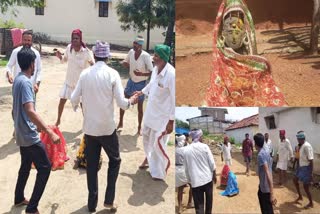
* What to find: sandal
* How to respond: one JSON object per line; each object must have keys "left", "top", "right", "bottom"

{"left": 14, "top": 199, "right": 29, "bottom": 206}
{"left": 139, "top": 165, "right": 149, "bottom": 170}
{"left": 104, "top": 203, "right": 118, "bottom": 211}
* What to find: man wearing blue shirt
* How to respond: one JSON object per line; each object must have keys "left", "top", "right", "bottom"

{"left": 254, "top": 133, "right": 277, "bottom": 214}
{"left": 13, "top": 47, "right": 60, "bottom": 214}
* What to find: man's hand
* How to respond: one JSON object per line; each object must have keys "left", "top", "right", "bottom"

{"left": 6, "top": 72, "right": 13, "bottom": 84}
{"left": 48, "top": 129, "right": 60, "bottom": 144}
{"left": 55, "top": 50, "right": 62, "bottom": 60}
{"left": 33, "top": 84, "right": 39, "bottom": 93}
{"left": 133, "top": 69, "right": 144, "bottom": 76}
{"left": 212, "top": 171, "right": 217, "bottom": 184}
{"left": 129, "top": 93, "right": 139, "bottom": 105}
{"left": 132, "top": 91, "right": 143, "bottom": 97}
{"left": 270, "top": 193, "right": 277, "bottom": 206}
{"left": 165, "top": 120, "right": 174, "bottom": 134}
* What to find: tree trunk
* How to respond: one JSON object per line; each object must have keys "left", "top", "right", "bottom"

{"left": 146, "top": 0, "right": 151, "bottom": 52}
{"left": 310, "top": 0, "right": 320, "bottom": 54}
{"left": 164, "top": 16, "right": 174, "bottom": 46}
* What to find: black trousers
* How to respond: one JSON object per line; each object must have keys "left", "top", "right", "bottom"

{"left": 85, "top": 131, "right": 121, "bottom": 211}
{"left": 192, "top": 181, "right": 213, "bottom": 214}
{"left": 258, "top": 188, "right": 274, "bottom": 214}
{"left": 15, "top": 142, "right": 51, "bottom": 213}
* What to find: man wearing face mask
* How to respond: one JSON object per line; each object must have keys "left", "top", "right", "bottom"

{"left": 117, "top": 36, "right": 153, "bottom": 134}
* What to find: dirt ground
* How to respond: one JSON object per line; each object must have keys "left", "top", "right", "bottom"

{"left": 177, "top": 152, "right": 320, "bottom": 214}
{"left": 176, "top": 0, "right": 320, "bottom": 106}
{"left": 0, "top": 47, "right": 174, "bottom": 214}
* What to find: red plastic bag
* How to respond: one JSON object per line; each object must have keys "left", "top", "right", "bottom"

{"left": 40, "top": 126, "right": 69, "bottom": 170}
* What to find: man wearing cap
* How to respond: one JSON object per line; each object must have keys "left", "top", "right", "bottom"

{"left": 276, "top": 130, "right": 294, "bottom": 186}
{"left": 71, "top": 41, "right": 138, "bottom": 212}
{"left": 183, "top": 129, "right": 217, "bottom": 214}
{"left": 135, "top": 44, "right": 175, "bottom": 180}
{"left": 293, "top": 131, "right": 314, "bottom": 209}
{"left": 117, "top": 35, "right": 154, "bottom": 134}
{"left": 55, "top": 29, "right": 94, "bottom": 126}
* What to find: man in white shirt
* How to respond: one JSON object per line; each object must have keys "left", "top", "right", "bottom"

{"left": 221, "top": 136, "right": 232, "bottom": 166}
{"left": 264, "top": 133, "right": 273, "bottom": 157}
{"left": 6, "top": 30, "right": 42, "bottom": 137}
{"left": 55, "top": 29, "right": 94, "bottom": 126}
{"left": 70, "top": 41, "right": 138, "bottom": 213}
{"left": 184, "top": 129, "right": 217, "bottom": 214}
{"left": 117, "top": 36, "right": 153, "bottom": 134}
{"left": 135, "top": 44, "right": 175, "bottom": 180}
{"left": 276, "top": 129, "right": 293, "bottom": 186}
{"left": 293, "top": 131, "right": 314, "bottom": 209}
{"left": 6, "top": 30, "right": 42, "bottom": 91}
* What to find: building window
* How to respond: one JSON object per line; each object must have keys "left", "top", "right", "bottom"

{"left": 35, "top": 7, "right": 44, "bottom": 15}
{"left": 265, "top": 116, "right": 276, "bottom": 129}
{"left": 99, "top": 2, "right": 109, "bottom": 17}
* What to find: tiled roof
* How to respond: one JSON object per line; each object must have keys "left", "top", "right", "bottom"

{"left": 225, "top": 114, "right": 259, "bottom": 131}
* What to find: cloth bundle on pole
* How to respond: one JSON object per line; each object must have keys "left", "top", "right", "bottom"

{"left": 220, "top": 164, "right": 230, "bottom": 186}
{"left": 221, "top": 171, "right": 239, "bottom": 196}
{"left": 206, "top": 0, "right": 287, "bottom": 106}
{"left": 40, "top": 126, "right": 69, "bottom": 170}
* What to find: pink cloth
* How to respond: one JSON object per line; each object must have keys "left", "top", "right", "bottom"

{"left": 11, "top": 28, "right": 25, "bottom": 47}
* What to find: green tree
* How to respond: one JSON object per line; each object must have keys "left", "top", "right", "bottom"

{"left": 175, "top": 119, "right": 189, "bottom": 129}
{"left": 0, "top": 0, "right": 44, "bottom": 14}
{"left": 116, "top": 0, "right": 174, "bottom": 52}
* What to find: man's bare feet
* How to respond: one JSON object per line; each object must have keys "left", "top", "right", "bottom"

{"left": 304, "top": 203, "right": 313, "bottom": 209}
{"left": 294, "top": 196, "right": 303, "bottom": 204}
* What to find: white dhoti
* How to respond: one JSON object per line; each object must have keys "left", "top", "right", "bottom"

{"left": 142, "top": 126, "right": 170, "bottom": 180}
{"left": 175, "top": 165, "right": 188, "bottom": 188}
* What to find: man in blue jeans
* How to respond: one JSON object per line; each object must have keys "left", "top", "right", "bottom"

{"left": 13, "top": 47, "right": 60, "bottom": 214}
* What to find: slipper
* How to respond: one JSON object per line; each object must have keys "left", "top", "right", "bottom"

{"left": 104, "top": 203, "right": 118, "bottom": 211}
{"left": 26, "top": 212, "right": 39, "bottom": 214}
{"left": 139, "top": 165, "right": 149, "bottom": 170}
{"left": 152, "top": 177, "right": 163, "bottom": 181}
{"left": 14, "top": 199, "right": 29, "bottom": 206}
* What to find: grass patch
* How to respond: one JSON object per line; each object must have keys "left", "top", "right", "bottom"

{"left": 0, "top": 58, "right": 8, "bottom": 67}
{"left": 203, "top": 133, "right": 224, "bottom": 142}
{"left": 167, "top": 141, "right": 174, "bottom": 146}
{"left": 107, "top": 58, "right": 129, "bottom": 78}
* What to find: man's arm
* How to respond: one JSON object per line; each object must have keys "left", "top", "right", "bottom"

{"left": 6, "top": 50, "right": 17, "bottom": 84}
{"left": 24, "top": 102, "right": 60, "bottom": 144}
{"left": 263, "top": 163, "right": 276, "bottom": 205}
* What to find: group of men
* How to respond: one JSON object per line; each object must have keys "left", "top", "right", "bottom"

{"left": 175, "top": 129, "right": 314, "bottom": 214}
{"left": 242, "top": 131, "right": 314, "bottom": 213}
{"left": 5, "top": 30, "right": 175, "bottom": 213}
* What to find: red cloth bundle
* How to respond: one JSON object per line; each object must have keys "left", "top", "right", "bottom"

{"left": 220, "top": 164, "right": 230, "bottom": 186}
{"left": 40, "top": 126, "right": 69, "bottom": 170}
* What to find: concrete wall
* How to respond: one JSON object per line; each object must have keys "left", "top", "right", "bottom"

{"left": 199, "top": 108, "right": 226, "bottom": 120}
{"left": 259, "top": 107, "right": 320, "bottom": 174}
{"left": 0, "top": 0, "right": 166, "bottom": 48}
{"left": 225, "top": 126, "right": 258, "bottom": 145}
{"left": 189, "top": 116, "right": 225, "bottom": 134}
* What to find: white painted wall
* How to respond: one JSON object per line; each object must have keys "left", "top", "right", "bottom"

{"left": 0, "top": 0, "right": 166, "bottom": 48}
{"left": 259, "top": 107, "right": 320, "bottom": 174}
{"left": 225, "top": 126, "right": 258, "bottom": 145}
